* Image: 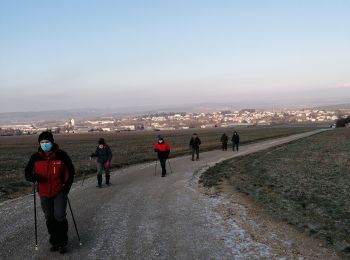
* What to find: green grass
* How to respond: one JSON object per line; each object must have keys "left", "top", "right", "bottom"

{"left": 200, "top": 127, "right": 350, "bottom": 257}
{"left": 0, "top": 126, "right": 316, "bottom": 201}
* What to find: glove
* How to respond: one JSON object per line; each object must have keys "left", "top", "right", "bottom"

{"left": 62, "top": 185, "right": 70, "bottom": 195}
{"left": 26, "top": 173, "right": 38, "bottom": 183}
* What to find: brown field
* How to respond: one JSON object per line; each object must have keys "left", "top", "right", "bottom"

{"left": 200, "top": 127, "right": 350, "bottom": 257}
{"left": 0, "top": 126, "right": 317, "bottom": 201}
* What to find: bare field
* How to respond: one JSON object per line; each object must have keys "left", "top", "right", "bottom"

{"left": 200, "top": 127, "right": 350, "bottom": 257}
{"left": 0, "top": 126, "right": 316, "bottom": 201}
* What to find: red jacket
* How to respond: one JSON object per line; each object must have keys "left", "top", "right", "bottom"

{"left": 25, "top": 144, "right": 75, "bottom": 198}
{"left": 153, "top": 141, "right": 170, "bottom": 159}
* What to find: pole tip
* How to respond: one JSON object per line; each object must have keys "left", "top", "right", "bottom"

{"left": 35, "top": 245, "right": 39, "bottom": 251}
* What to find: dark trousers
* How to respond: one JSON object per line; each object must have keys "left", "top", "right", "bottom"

{"left": 159, "top": 157, "right": 167, "bottom": 176}
{"left": 222, "top": 142, "right": 228, "bottom": 150}
{"left": 97, "top": 162, "right": 110, "bottom": 185}
{"left": 191, "top": 147, "right": 199, "bottom": 160}
{"left": 40, "top": 192, "right": 68, "bottom": 247}
{"left": 232, "top": 142, "right": 239, "bottom": 151}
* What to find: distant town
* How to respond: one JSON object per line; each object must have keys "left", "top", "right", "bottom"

{"left": 0, "top": 108, "right": 348, "bottom": 136}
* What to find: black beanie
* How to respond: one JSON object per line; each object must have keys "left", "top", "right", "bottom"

{"left": 98, "top": 138, "right": 105, "bottom": 144}
{"left": 38, "top": 131, "right": 54, "bottom": 143}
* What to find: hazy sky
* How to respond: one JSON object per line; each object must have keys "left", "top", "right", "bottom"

{"left": 1, "top": 0, "right": 350, "bottom": 112}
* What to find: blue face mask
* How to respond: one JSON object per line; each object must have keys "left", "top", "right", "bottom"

{"left": 40, "top": 142, "right": 53, "bottom": 152}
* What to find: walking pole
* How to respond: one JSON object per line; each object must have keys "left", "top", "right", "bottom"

{"left": 67, "top": 197, "right": 83, "bottom": 246}
{"left": 167, "top": 160, "right": 173, "bottom": 174}
{"left": 82, "top": 157, "right": 90, "bottom": 186}
{"left": 154, "top": 160, "right": 157, "bottom": 176}
{"left": 33, "top": 183, "right": 38, "bottom": 251}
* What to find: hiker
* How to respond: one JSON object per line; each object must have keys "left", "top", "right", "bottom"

{"left": 189, "top": 133, "right": 201, "bottom": 161}
{"left": 90, "top": 138, "right": 112, "bottom": 187}
{"left": 232, "top": 131, "right": 240, "bottom": 151}
{"left": 220, "top": 133, "right": 228, "bottom": 151}
{"left": 153, "top": 135, "right": 170, "bottom": 177}
{"left": 25, "top": 131, "right": 75, "bottom": 254}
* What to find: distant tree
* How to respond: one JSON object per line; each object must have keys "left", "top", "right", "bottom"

{"left": 336, "top": 116, "right": 350, "bottom": 127}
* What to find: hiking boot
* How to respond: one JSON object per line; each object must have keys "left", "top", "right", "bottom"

{"left": 50, "top": 245, "right": 59, "bottom": 252}
{"left": 59, "top": 246, "right": 67, "bottom": 254}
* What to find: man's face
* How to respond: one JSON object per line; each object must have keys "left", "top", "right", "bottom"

{"left": 40, "top": 140, "right": 53, "bottom": 152}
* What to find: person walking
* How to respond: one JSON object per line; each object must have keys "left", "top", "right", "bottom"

{"left": 153, "top": 136, "right": 170, "bottom": 177}
{"left": 189, "top": 133, "right": 201, "bottom": 161}
{"left": 220, "top": 133, "right": 228, "bottom": 151}
{"left": 231, "top": 131, "right": 240, "bottom": 151}
{"left": 25, "top": 131, "right": 75, "bottom": 254}
{"left": 91, "top": 138, "right": 112, "bottom": 188}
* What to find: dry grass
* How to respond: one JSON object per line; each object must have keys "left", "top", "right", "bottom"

{"left": 200, "top": 128, "right": 350, "bottom": 257}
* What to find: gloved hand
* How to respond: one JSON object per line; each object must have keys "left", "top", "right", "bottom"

{"left": 26, "top": 173, "right": 38, "bottom": 183}
{"left": 62, "top": 185, "right": 70, "bottom": 195}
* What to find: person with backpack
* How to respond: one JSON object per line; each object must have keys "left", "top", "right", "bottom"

{"left": 189, "top": 133, "right": 201, "bottom": 161}
{"left": 25, "top": 131, "right": 75, "bottom": 254}
{"left": 220, "top": 133, "right": 229, "bottom": 151}
{"left": 90, "top": 138, "right": 113, "bottom": 188}
{"left": 153, "top": 135, "right": 170, "bottom": 177}
{"left": 231, "top": 131, "right": 240, "bottom": 151}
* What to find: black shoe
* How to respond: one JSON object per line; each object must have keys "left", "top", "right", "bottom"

{"left": 96, "top": 184, "right": 102, "bottom": 188}
{"left": 161, "top": 174, "right": 165, "bottom": 177}
{"left": 59, "top": 246, "right": 67, "bottom": 254}
{"left": 50, "top": 246, "right": 59, "bottom": 252}
{"left": 106, "top": 182, "right": 111, "bottom": 186}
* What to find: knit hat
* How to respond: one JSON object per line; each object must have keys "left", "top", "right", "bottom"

{"left": 38, "top": 131, "right": 54, "bottom": 143}
{"left": 98, "top": 138, "right": 105, "bottom": 144}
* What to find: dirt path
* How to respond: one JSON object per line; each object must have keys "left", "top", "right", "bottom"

{"left": 0, "top": 129, "right": 338, "bottom": 259}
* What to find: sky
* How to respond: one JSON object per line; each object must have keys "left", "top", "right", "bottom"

{"left": 1, "top": 0, "right": 350, "bottom": 112}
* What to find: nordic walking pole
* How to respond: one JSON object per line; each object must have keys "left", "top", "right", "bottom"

{"left": 82, "top": 157, "right": 91, "bottom": 186}
{"left": 33, "top": 183, "right": 38, "bottom": 251}
{"left": 67, "top": 197, "right": 82, "bottom": 246}
{"left": 154, "top": 160, "right": 157, "bottom": 176}
{"left": 167, "top": 159, "right": 173, "bottom": 174}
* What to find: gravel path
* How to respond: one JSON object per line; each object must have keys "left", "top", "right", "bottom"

{"left": 0, "top": 129, "right": 337, "bottom": 259}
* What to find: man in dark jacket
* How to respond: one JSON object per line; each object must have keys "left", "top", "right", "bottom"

{"left": 189, "top": 133, "right": 201, "bottom": 161}
{"left": 220, "top": 133, "right": 228, "bottom": 151}
{"left": 91, "top": 138, "right": 113, "bottom": 188}
{"left": 25, "top": 131, "right": 75, "bottom": 254}
{"left": 153, "top": 136, "right": 170, "bottom": 177}
{"left": 231, "top": 131, "right": 240, "bottom": 151}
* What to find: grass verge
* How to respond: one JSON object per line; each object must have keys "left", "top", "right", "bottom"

{"left": 200, "top": 128, "right": 350, "bottom": 257}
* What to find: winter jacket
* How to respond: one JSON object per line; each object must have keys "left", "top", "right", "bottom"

{"left": 91, "top": 144, "right": 113, "bottom": 164}
{"left": 25, "top": 144, "right": 75, "bottom": 198}
{"left": 154, "top": 141, "right": 170, "bottom": 159}
{"left": 220, "top": 134, "right": 228, "bottom": 143}
{"left": 231, "top": 133, "right": 240, "bottom": 144}
{"left": 189, "top": 137, "right": 201, "bottom": 148}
